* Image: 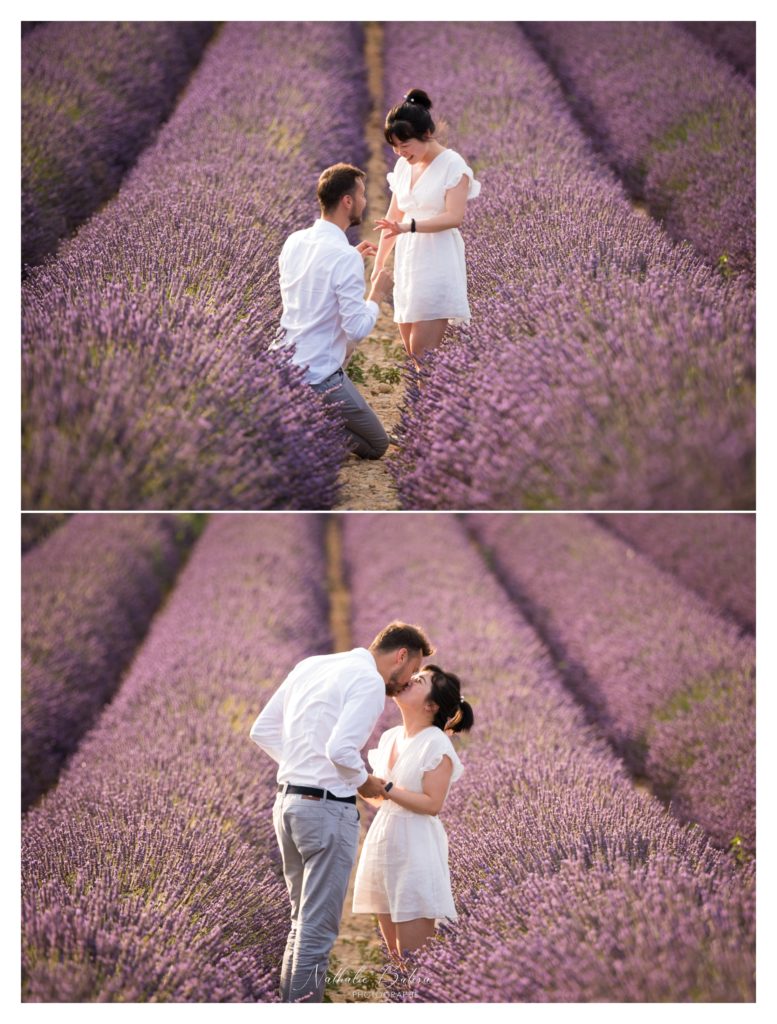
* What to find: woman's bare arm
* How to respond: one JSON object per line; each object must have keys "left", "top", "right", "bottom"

{"left": 381, "top": 755, "right": 454, "bottom": 816}
{"left": 375, "top": 177, "right": 469, "bottom": 237}
{"left": 372, "top": 192, "right": 403, "bottom": 278}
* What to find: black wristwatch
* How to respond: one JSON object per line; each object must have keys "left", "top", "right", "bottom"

{"left": 384, "top": 781, "right": 394, "bottom": 793}
{"left": 410, "top": 218, "right": 416, "bottom": 233}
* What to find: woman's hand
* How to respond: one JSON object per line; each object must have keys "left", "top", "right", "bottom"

{"left": 355, "top": 240, "right": 378, "bottom": 260}
{"left": 374, "top": 218, "right": 409, "bottom": 239}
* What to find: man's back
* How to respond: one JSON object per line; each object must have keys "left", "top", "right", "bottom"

{"left": 274, "top": 219, "right": 379, "bottom": 384}
{"left": 250, "top": 647, "right": 385, "bottom": 796}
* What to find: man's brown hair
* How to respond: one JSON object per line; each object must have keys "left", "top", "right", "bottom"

{"left": 317, "top": 163, "right": 366, "bottom": 213}
{"left": 370, "top": 621, "right": 434, "bottom": 657}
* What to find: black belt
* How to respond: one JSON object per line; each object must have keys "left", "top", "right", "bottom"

{"left": 278, "top": 784, "right": 356, "bottom": 804}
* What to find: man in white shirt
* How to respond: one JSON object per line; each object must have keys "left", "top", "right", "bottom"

{"left": 271, "top": 163, "right": 395, "bottom": 459}
{"left": 249, "top": 621, "right": 434, "bottom": 1003}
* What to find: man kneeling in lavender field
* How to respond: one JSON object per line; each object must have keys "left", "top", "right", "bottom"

{"left": 249, "top": 621, "right": 433, "bottom": 1002}
{"left": 271, "top": 163, "right": 395, "bottom": 459}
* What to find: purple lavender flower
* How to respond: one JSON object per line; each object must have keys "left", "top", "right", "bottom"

{"left": 343, "top": 512, "right": 754, "bottom": 1001}
{"left": 468, "top": 513, "right": 755, "bottom": 855}
{"left": 383, "top": 22, "right": 753, "bottom": 510}
{"left": 22, "top": 514, "right": 201, "bottom": 810}
{"left": 23, "top": 22, "right": 369, "bottom": 510}
{"left": 598, "top": 512, "right": 755, "bottom": 633}
{"left": 523, "top": 22, "right": 755, "bottom": 282}
{"left": 22, "top": 514, "right": 331, "bottom": 1001}
{"left": 22, "top": 22, "right": 215, "bottom": 269}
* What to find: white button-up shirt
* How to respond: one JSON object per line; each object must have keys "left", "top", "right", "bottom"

{"left": 271, "top": 219, "right": 380, "bottom": 384}
{"left": 249, "top": 647, "right": 386, "bottom": 796}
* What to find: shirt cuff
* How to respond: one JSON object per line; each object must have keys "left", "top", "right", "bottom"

{"left": 366, "top": 299, "right": 380, "bottom": 318}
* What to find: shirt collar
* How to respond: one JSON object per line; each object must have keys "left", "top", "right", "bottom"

{"left": 312, "top": 218, "right": 348, "bottom": 243}
{"left": 353, "top": 647, "right": 380, "bottom": 673}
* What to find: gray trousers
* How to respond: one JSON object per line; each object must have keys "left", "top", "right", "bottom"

{"left": 272, "top": 789, "right": 360, "bottom": 1002}
{"left": 311, "top": 369, "right": 389, "bottom": 460}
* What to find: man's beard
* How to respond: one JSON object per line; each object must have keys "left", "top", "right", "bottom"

{"left": 348, "top": 211, "right": 363, "bottom": 226}
{"left": 385, "top": 669, "right": 405, "bottom": 696}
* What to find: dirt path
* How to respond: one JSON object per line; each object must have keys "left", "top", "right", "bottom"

{"left": 334, "top": 22, "right": 405, "bottom": 512}
{"left": 324, "top": 517, "right": 388, "bottom": 1002}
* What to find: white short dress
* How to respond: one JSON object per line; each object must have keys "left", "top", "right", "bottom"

{"left": 351, "top": 725, "right": 464, "bottom": 924}
{"left": 387, "top": 149, "right": 481, "bottom": 325}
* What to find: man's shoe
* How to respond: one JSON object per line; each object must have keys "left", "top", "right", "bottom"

{"left": 387, "top": 432, "right": 401, "bottom": 447}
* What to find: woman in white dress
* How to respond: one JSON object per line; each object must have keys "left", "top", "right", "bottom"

{"left": 352, "top": 664, "right": 474, "bottom": 955}
{"left": 372, "top": 89, "right": 481, "bottom": 365}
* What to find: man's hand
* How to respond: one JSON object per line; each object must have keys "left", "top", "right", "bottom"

{"left": 355, "top": 240, "right": 378, "bottom": 261}
{"left": 368, "top": 268, "right": 394, "bottom": 304}
{"left": 358, "top": 774, "right": 388, "bottom": 799}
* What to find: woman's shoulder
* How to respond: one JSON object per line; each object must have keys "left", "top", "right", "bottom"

{"left": 423, "top": 725, "right": 455, "bottom": 752}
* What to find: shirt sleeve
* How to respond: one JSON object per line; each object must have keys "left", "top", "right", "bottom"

{"left": 325, "top": 675, "right": 386, "bottom": 787}
{"left": 249, "top": 666, "right": 299, "bottom": 763}
{"left": 332, "top": 251, "right": 380, "bottom": 343}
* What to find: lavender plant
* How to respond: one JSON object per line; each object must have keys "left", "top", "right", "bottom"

{"left": 343, "top": 513, "right": 754, "bottom": 1001}
{"left": 22, "top": 22, "right": 215, "bottom": 270}
{"left": 22, "top": 514, "right": 201, "bottom": 810}
{"left": 523, "top": 22, "right": 755, "bottom": 282}
{"left": 599, "top": 513, "right": 755, "bottom": 633}
{"left": 678, "top": 22, "right": 755, "bottom": 85}
{"left": 22, "top": 514, "right": 331, "bottom": 1001}
{"left": 384, "top": 22, "right": 754, "bottom": 510}
{"left": 23, "top": 22, "right": 369, "bottom": 510}
{"left": 467, "top": 513, "right": 755, "bottom": 856}
{"left": 21, "top": 512, "right": 69, "bottom": 552}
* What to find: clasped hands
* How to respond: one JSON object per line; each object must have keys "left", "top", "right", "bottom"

{"left": 357, "top": 773, "right": 390, "bottom": 803}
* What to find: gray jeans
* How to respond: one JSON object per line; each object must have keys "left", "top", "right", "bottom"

{"left": 272, "top": 789, "right": 360, "bottom": 1002}
{"left": 311, "top": 369, "right": 389, "bottom": 460}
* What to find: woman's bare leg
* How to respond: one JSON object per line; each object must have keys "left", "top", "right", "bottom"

{"left": 409, "top": 319, "right": 448, "bottom": 364}
{"left": 398, "top": 322, "right": 412, "bottom": 356}
{"left": 395, "top": 917, "right": 437, "bottom": 954}
{"left": 377, "top": 913, "right": 398, "bottom": 955}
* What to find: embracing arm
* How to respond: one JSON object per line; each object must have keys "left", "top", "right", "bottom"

{"left": 375, "top": 177, "right": 469, "bottom": 237}
{"left": 382, "top": 754, "right": 454, "bottom": 816}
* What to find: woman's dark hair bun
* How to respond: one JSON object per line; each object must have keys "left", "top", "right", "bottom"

{"left": 423, "top": 664, "right": 474, "bottom": 734}
{"left": 404, "top": 88, "right": 432, "bottom": 110}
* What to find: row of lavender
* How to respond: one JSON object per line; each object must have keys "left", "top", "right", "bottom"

{"left": 523, "top": 22, "right": 755, "bottom": 283}
{"left": 343, "top": 514, "right": 754, "bottom": 1001}
{"left": 679, "top": 22, "right": 756, "bottom": 85}
{"left": 22, "top": 514, "right": 201, "bottom": 811}
{"left": 467, "top": 514, "right": 755, "bottom": 857}
{"left": 386, "top": 22, "right": 754, "bottom": 510}
{"left": 598, "top": 513, "right": 755, "bottom": 634}
{"left": 23, "top": 22, "right": 367, "bottom": 511}
{"left": 21, "top": 512, "right": 69, "bottom": 552}
{"left": 22, "top": 22, "right": 215, "bottom": 270}
{"left": 21, "top": 515, "right": 329, "bottom": 1001}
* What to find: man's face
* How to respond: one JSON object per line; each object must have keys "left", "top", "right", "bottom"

{"left": 344, "top": 177, "right": 367, "bottom": 226}
{"left": 384, "top": 649, "right": 423, "bottom": 696}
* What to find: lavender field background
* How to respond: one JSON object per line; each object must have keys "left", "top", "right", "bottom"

{"left": 21, "top": 20, "right": 755, "bottom": 511}
{"left": 21, "top": 512, "right": 755, "bottom": 1002}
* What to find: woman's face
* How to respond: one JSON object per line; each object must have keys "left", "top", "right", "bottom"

{"left": 389, "top": 133, "right": 431, "bottom": 164}
{"left": 394, "top": 668, "right": 435, "bottom": 712}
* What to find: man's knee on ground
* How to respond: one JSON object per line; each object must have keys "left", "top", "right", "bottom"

{"left": 366, "top": 435, "right": 389, "bottom": 460}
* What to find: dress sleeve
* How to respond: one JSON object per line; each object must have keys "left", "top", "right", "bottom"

{"left": 386, "top": 170, "right": 396, "bottom": 193}
{"left": 443, "top": 153, "right": 481, "bottom": 200}
{"left": 421, "top": 731, "right": 464, "bottom": 782}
